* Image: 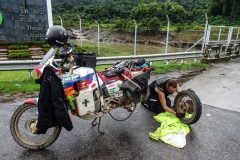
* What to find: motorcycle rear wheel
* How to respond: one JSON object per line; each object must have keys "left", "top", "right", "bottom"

{"left": 10, "top": 103, "right": 61, "bottom": 150}
{"left": 174, "top": 90, "right": 202, "bottom": 125}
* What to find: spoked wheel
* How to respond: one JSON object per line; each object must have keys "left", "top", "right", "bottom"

{"left": 174, "top": 90, "right": 202, "bottom": 124}
{"left": 10, "top": 103, "right": 61, "bottom": 150}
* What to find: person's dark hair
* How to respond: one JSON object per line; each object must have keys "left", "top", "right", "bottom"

{"left": 167, "top": 79, "right": 178, "bottom": 88}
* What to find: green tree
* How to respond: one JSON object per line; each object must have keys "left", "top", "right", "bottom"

{"left": 132, "top": 2, "right": 187, "bottom": 23}
{"left": 209, "top": 0, "right": 240, "bottom": 20}
{"left": 113, "top": 19, "right": 128, "bottom": 31}
{"left": 148, "top": 17, "right": 161, "bottom": 33}
{"left": 51, "top": 0, "right": 240, "bottom": 30}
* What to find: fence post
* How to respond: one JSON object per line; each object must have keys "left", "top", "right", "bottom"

{"left": 77, "top": 15, "right": 82, "bottom": 46}
{"left": 202, "top": 13, "right": 208, "bottom": 52}
{"left": 165, "top": 15, "right": 170, "bottom": 54}
{"left": 205, "top": 25, "right": 211, "bottom": 46}
{"left": 181, "top": 59, "right": 184, "bottom": 64}
{"left": 28, "top": 69, "right": 32, "bottom": 79}
{"left": 58, "top": 15, "right": 63, "bottom": 26}
{"left": 225, "top": 26, "right": 233, "bottom": 53}
{"left": 236, "top": 28, "right": 239, "bottom": 42}
{"left": 133, "top": 20, "right": 137, "bottom": 56}
{"left": 95, "top": 21, "right": 100, "bottom": 56}
{"left": 217, "top": 27, "right": 222, "bottom": 44}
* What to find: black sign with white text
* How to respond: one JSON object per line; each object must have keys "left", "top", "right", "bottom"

{"left": 0, "top": 0, "right": 49, "bottom": 42}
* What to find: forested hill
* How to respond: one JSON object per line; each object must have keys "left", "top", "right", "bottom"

{"left": 51, "top": 0, "right": 240, "bottom": 31}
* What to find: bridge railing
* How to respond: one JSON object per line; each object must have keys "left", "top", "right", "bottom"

{"left": 0, "top": 51, "right": 203, "bottom": 71}
{"left": 203, "top": 24, "right": 240, "bottom": 59}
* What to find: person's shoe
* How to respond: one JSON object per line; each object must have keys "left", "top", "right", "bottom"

{"left": 143, "top": 103, "right": 149, "bottom": 109}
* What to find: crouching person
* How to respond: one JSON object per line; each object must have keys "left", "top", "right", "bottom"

{"left": 144, "top": 79, "right": 185, "bottom": 118}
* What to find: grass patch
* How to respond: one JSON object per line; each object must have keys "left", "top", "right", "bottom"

{"left": 40, "top": 44, "right": 51, "bottom": 48}
{"left": 0, "top": 61, "right": 208, "bottom": 93}
{"left": 0, "top": 41, "right": 46, "bottom": 46}
{"left": 74, "top": 45, "right": 129, "bottom": 57}
{"left": 0, "top": 71, "right": 39, "bottom": 93}
{"left": 151, "top": 61, "right": 208, "bottom": 74}
{"left": 8, "top": 50, "right": 30, "bottom": 59}
{"left": 96, "top": 65, "right": 111, "bottom": 71}
{"left": 0, "top": 66, "right": 112, "bottom": 93}
{"left": 8, "top": 45, "right": 29, "bottom": 50}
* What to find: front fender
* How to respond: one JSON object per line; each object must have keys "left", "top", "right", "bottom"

{"left": 23, "top": 98, "right": 38, "bottom": 105}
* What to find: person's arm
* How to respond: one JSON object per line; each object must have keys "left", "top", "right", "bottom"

{"left": 155, "top": 87, "right": 176, "bottom": 115}
{"left": 176, "top": 83, "right": 182, "bottom": 93}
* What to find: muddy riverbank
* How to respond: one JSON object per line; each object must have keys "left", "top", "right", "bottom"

{"left": 68, "top": 29, "right": 203, "bottom": 49}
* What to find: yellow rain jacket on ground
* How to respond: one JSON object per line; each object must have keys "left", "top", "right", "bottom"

{"left": 149, "top": 112, "right": 190, "bottom": 148}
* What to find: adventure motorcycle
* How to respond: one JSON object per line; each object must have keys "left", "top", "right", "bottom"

{"left": 10, "top": 26, "right": 152, "bottom": 150}
{"left": 10, "top": 26, "right": 202, "bottom": 150}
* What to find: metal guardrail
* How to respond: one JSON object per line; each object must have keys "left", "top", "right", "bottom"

{"left": 0, "top": 51, "right": 203, "bottom": 71}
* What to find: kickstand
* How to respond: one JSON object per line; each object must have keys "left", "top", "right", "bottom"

{"left": 91, "top": 118, "right": 98, "bottom": 127}
{"left": 98, "top": 117, "right": 105, "bottom": 135}
{"left": 91, "top": 117, "right": 105, "bottom": 135}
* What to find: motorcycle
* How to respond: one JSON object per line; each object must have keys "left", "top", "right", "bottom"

{"left": 10, "top": 26, "right": 202, "bottom": 150}
{"left": 10, "top": 45, "right": 152, "bottom": 150}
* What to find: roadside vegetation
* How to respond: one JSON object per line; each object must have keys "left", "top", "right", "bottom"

{"left": 0, "top": 42, "right": 50, "bottom": 59}
{"left": 0, "top": 61, "right": 208, "bottom": 93}
{"left": 0, "top": 41, "right": 208, "bottom": 94}
{"left": 74, "top": 45, "right": 129, "bottom": 56}
{"left": 8, "top": 50, "right": 31, "bottom": 59}
{"left": 52, "top": 0, "right": 240, "bottom": 32}
{"left": 0, "top": 71, "right": 39, "bottom": 93}
{"left": 151, "top": 61, "right": 208, "bottom": 74}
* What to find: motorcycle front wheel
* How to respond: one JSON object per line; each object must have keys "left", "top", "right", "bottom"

{"left": 174, "top": 90, "right": 202, "bottom": 125}
{"left": 10, "top": 103, "right": 61, "bottom": 150}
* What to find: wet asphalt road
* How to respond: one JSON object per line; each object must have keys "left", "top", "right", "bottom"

{"left": 182, "top": 58, "right": 240, "bottom": 112}
{"left": 0, "top": 102, "right": 240, "bottom": 160}
{"left": 1, "top": 58, "right": 240, "bottom": 160}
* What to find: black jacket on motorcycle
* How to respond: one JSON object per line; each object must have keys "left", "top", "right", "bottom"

{"left": 36, "top": 66, "right": 73, "bottom": 134}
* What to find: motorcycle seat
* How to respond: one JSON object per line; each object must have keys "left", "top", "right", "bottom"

{"left": 102, "top": 68, "right": 124, "bottom": 77}
{"left": 96, "top": 71, "right": 121, "bottom": 84}
{"left": 132, "top": 58, "right": 146, "bottom": 66}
